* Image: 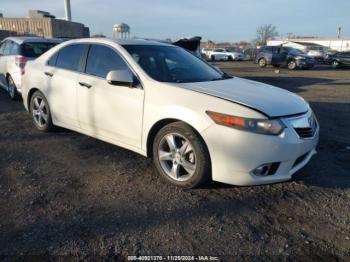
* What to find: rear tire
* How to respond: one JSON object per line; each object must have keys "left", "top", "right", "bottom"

{"left": 152, "top": 122, "right": 211, "bottom": 189}
{"left": 29, "top": 91, "right": 54, "bottom": 132}
{"left": 211, "top": 55, "right": 215, "bottom": 61}
{"left": 7, "top": 76, "right": 19, "bottom": 100}
{"left": 258, "top": 58, "right": 267, "bottom": 68}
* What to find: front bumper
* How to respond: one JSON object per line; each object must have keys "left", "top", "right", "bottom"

{"left": 201, "top": 113, "right": 319, "bottom": 186}
{"left": 214, "top": 55, "right": 228, "bottom": 61}
{"left": 296, "top": 59, "right": 315, "bottom": 68}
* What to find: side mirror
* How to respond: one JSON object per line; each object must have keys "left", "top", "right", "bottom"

{"left": 106, "top": 70, "right": 134, "bottom": 87}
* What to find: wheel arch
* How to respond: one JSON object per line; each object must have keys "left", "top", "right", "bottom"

{"left": 27, "top": 87, "right": 40, "bottom": 110}
{"left": 146, "top": 118, "right": 211, "bottom": 164}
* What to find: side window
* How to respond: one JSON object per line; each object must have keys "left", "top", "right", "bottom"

{"left": 0, "top": 42, "right": 5, "bottom": 55}
{"left": 262, "top": 47, "right": 272, "bottom": 53}
{"left": 85, "top": 45, "right": 128, "bottom": 78}
{"left": 10, "top": 43, "right": 20, "bottom": 55}
{"left": 56, "top": 44, "right": 86, "bottom": 71}
{"left": 47, "top": 52, "right": 59, "bottom": 66}
{"left": 2, "top": 41, "right": 12, "bottom": 56}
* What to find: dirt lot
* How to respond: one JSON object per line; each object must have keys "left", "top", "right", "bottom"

{"left": 0, "top": 62, "right": 349, "bottom": 261}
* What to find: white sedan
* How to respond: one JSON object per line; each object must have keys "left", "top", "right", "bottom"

{"left": 21, "top": 38, "right": 319, "bottom": 188}
{"left": 224, "top": 48, "right": 244, "bottom": 61}
{"left": 207, "top": 48, "right": 229, "bottom": 61}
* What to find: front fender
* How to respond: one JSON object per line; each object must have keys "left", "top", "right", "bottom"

{"left": 142, "top": 104, "right": 213, "bottom": 152}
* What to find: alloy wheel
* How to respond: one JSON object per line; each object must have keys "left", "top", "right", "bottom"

{"left": 288, "top": 61, "right": 297, "bottom": 70}
{"left": 259, "top": 58, "right": 266, "bottom": 67}
{"left": 332, "top": 61, "right": 339, "bottom": 69}
{"left": 158, "top": 133, "right": 197, "bottom": 182}
{"left": 32, "top": 96, "right": 49, "bottom": 128}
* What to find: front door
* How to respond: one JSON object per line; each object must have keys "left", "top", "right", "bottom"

{"left": 77, "top": 44, "right": 144, "bottom": 149}
{"left": 272, "top": 47, "right": 287, "bottom": 65}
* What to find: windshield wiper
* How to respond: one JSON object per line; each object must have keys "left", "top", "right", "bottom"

{"left": 210, "top": 74, "right": 233, "bottom": 81}
{"left": 222, "top": 72, "right": 233, "bottom": 79}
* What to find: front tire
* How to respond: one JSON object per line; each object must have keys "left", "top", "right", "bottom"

{"left": 153, "top": 122, "right": 210, "bottom": 188}
{"left": 210, "top": 55, "right": 216, "bottom": 61}
{"left": 29, "top": 91, "right": 54, "bottom": 132}
{"left": 287, "top": 60, "right": 297, "bottom": 70}
{"left": 331, "top": 60, "right": 339, "bottom": 69}
{"left": 7, "top": 76, "right": 19, "bottom": 100}
{"left": 258, "top": 58, "right": 267, "bottom": 68}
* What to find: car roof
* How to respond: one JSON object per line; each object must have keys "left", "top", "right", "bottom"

{"left": 65, "top": 37, "right": 174, "bottom": 47}
{"left": 3, "top": 36, "right": 63, "bottom": 44}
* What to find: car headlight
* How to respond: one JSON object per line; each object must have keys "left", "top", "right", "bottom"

{"left": 206, "top": 111, "right": 284, "bottom": 135}
{"left": 295, "top": 56, "right": 305, "bottom": 60}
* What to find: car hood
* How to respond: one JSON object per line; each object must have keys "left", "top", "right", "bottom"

{"left": 290, "top": 53, "right": 312, "bottom": 59}
{"left": 228, "top": 52, "right": 243, "bottom": 55}
{"left": 177, "top": 77, "right": 309, "bottom": 117}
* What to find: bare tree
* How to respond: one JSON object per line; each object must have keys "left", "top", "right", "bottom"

{"left": 254, "top": 24, "right": 279, "bottom": 45}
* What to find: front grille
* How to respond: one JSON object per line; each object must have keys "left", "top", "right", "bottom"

{"left": 291, "top": 114, "right": 318, "bottom": 139}
{"left": 295, "top": 126, "right": 315, "bottom": 138}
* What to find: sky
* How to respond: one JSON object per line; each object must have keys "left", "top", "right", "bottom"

{"left": 1, "top": 0, "right": 350, "bottom": 42}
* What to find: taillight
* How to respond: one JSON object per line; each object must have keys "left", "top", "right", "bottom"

{"left": 15, "top": 56, "right": 27, "bottom": 75}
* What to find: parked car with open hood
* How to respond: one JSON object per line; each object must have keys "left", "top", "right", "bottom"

{"left": 0, "top": 37, "right": 62, "bottom": 99}
{"left": 172, "top": 36, "right": 202, "bottom": 58}
{"left": 255, "top": 46, "right": 315, "bottom": 70}
{"left": 21, "top": 38, "right": 319, "bottom": 188}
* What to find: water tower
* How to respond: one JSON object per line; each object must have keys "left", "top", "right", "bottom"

{"left": 112, "top": 23, "right": 130, "bottom": 39}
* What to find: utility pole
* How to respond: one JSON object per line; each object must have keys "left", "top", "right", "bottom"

{"left": 338, "top": 27, "right": 342, "bottom": 39}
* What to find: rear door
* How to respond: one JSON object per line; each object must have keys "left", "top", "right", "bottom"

{"left": 0, "top": 40, "right": 11, "bottom": 87}
{"left": 44, "top": 44, "right": 88, "bottom": 128}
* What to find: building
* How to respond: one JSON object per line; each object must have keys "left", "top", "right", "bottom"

{"left": 0, "top": 10, "right": 89, "bottom": 40}
{"left": 267, "top": 38, "right": 350, "bottom": 52}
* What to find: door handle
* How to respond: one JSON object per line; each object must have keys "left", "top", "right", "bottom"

{"left": 78, "top": 82, "right": 92, "bottom": 89}
{"left": 44, "top": 72, "right": 53, "bottom": 77}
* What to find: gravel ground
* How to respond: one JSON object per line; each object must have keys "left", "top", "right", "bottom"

{"left": 0, "top": 62, "right": 349, "bottom": 261}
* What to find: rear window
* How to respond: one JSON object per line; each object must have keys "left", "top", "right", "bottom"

{"left": 21, "top": 42, "right": 58, "bottom": 58}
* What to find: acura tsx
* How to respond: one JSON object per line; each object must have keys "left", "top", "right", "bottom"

{"left": 21, "top": 38, "right": 319, "bottom": 188}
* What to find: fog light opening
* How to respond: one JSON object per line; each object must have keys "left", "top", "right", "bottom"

{"left": 252, "top": 162, "right": 280, "bottom": 176}
{"left": 252, "top": 164, "right": 271, "bottom": 176}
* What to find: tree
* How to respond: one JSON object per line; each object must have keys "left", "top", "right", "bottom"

{"left": 254, "top": 24, "right": 279, "bottom": 46}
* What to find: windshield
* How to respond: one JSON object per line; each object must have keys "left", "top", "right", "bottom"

{"left": 21, "top": 42, "right": 58, "bottom": 58}
{"left": 123, "top": 45, "right": 229, "bottom": 83}
{"left": 226, "top": 47, "right": 238, "bottom": 52}
{"left": 285, "top": 47, "right": 304, "bottom": 55}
